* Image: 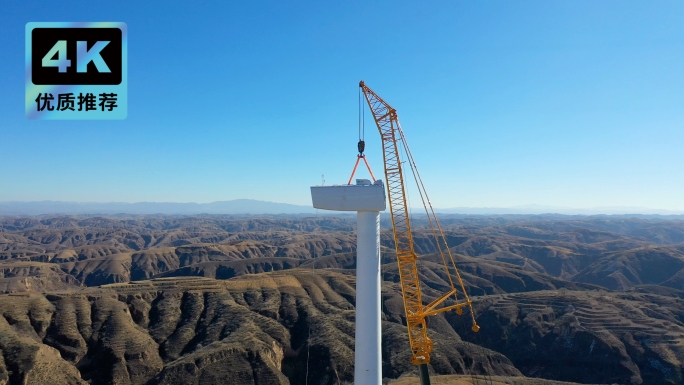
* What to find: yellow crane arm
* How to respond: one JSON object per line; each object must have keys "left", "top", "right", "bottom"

{"left": 359, "top": 81, "right": 478, "bottom": 367}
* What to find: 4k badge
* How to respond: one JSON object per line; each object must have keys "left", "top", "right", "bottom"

{"left": 25, "top": 22, "right": 127, "bottom": 120}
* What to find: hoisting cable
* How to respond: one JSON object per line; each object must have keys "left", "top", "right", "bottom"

{"left": 358, "top": 85, "right": 365, "bottom": 159}
{"left": 348, "top": 87, "right": 376, "bottom": 184}
{"left": 398, "top": 125, "right": 480, "bottom": 385}
{"left": 395, "top": 121, "right": 489, "bottom": 385}
{"left": 397, "top": 124, "right": 479, "bottom": 332}
{"left": 396, "top": 124, "right": 456, "bottom": 293}
{"left": 359, "top": 86, "right": 363, "bottom": 143}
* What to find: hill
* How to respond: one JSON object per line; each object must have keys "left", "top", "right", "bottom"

{"left": 0, "top": 214, "right": 683, "bottom": 384}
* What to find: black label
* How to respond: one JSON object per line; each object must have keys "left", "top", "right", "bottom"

{"left": 31, "top": 28, "right": 122, "bottom": 85}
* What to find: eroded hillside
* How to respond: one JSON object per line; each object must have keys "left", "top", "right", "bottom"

{"left": 0, "top": 214, "right": 682, "bottom": 384}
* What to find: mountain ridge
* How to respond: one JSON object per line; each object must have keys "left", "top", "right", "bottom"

{"left": 1, "top": 215, "right": 684, "bottom": 383}
{"left": 0, "top": 199, "right": 317, "bottom": 215}
{"left": 2, "top": 200, "right": 684, "bottom": 216}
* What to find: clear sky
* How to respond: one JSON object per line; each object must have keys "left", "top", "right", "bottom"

{"left": 1, "top": 1, "right": 682, "bottom": 210}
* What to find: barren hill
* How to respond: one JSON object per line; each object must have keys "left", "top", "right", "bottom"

{"left": 0, "top": 214, "right": 683, "bottom": 384}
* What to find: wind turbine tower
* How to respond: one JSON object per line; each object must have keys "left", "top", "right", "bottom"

{"left": 310, "top": 177, "right": 386, "bottom": 385}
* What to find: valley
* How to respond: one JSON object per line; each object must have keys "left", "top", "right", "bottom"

{"left": 0, "top": 214, "right": 682, "bottom": 384}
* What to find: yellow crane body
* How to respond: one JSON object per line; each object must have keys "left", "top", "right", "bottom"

{"left": 359, "top": 81, "right": 479, "bottom": 366}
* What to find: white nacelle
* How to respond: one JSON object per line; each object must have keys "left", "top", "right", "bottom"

{"left": 310, "top": 180, "right": 386, "bottom": 212}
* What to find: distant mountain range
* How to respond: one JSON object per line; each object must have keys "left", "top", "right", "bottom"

{"left": 0, "top": 200, "right": 682, "bottom": 216}
{"left": 439, "top": 204, "right": 684, "bottom": 215}
{"left": 0, "top": 200, "right": 317, "bottom": 215}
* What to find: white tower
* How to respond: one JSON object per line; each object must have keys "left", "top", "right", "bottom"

{"left": 311, "top": 178, "right": 386, "bottom": 385}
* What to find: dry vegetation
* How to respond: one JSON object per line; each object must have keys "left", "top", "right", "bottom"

{"left": 0, "top": 214, "right": 682, "bottom": 384}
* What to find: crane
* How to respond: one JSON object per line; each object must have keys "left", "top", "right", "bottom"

{"left": 359, "top": 81, "right": 480, "bottom": 384}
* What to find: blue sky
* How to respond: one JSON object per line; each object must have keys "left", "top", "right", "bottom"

{"left": 1, "top": 1, "right": 682, "bottom": 210}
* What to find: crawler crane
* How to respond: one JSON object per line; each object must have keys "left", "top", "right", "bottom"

{"left": 359, "top": 81, "right": 480, "bottom": 385}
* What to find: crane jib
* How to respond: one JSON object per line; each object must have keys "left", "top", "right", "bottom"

{"left": 359, "top": 80, "right": 480, "bottom": 369}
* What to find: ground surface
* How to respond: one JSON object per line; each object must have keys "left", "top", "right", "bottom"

{"left": 0, "top": 214, "right": 682, "bottom": 384}
{"left": 388, "top": 375, "right": 598, "bottom": 384}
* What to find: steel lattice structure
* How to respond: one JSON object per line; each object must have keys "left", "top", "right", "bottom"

{"left": 360, "top": 81, "right": 479, "bottom": 366}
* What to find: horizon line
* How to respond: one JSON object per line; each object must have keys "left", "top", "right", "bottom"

{"left": 0, "top": 199, "right": 683, "bottom": 215}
